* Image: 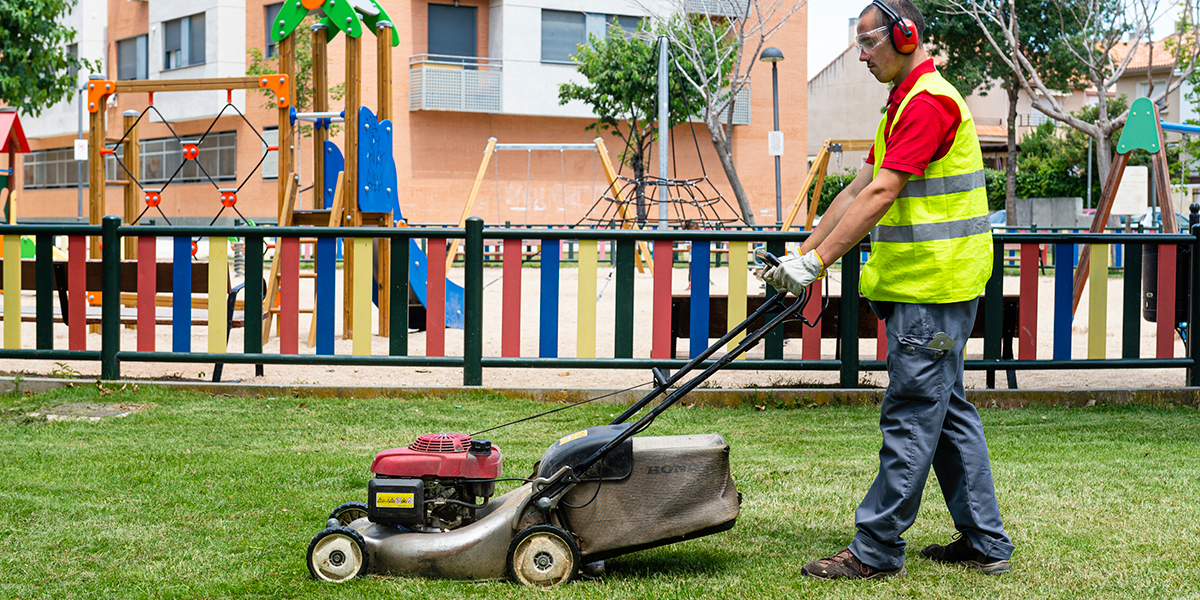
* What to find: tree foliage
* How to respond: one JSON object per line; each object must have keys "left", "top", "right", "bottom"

{"left": 0, "top": 0, "right": 98, "bottom": 116}
{"left": 558, "top": 21, "right": 702, "bottom": 224}
{"left": 247, "top": 17, "right": 345, "bottom": 137}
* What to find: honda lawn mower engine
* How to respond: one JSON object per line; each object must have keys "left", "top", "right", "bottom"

{"left": 366, "top": 433, "right": 503, "bottom": 532}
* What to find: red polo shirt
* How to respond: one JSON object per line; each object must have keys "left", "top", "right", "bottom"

{"left": 865, "top": 59, "right": 961, "bottom": 176}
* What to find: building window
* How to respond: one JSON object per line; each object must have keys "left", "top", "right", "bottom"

{"left": 164, "top": 13, "right": 206, "bottom": 70}
{"left": 428, "top": 4, "right": 477, "bottom": 59}
{"left": 67, "top": 43, "right": 78, "bottom": 80}
{"left": 261, "top": 128, "right": 278, "bottom": 180}
{"left": 22, "top": 149, "right": 117, "bottom": 189}
{"left": 265, "top": 3, "right": 282, "bottom": 58}
{"left": 541, "top": 10, "right": 586, "bottom": 63}
{"left": 117, "top": 34, "right": 148, "bottom": 80}
{"left": 541, "top": 11, "right": 645, "bottom": 63}
{"left": 132, "top": 132, "right": 236, "bottom": 185}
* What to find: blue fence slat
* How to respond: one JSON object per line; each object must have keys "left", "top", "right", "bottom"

{"left": 173, "top": 236, "right": 191, "bottom": 352}
{"left": 689, "top": 240, "right": 710, "bottom": 358}
{"left": 1054, "top": 243, "right": 1074, "bottom": 360}
{"left": 316, "top": 237, "right": 336, "bottom": 355}
{"left": 539, "top": 240, "right": 560, "bottom": 358}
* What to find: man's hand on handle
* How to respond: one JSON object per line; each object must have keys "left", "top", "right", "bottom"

{"left": 763, "top": 250, "right": 826, "bottom": 297}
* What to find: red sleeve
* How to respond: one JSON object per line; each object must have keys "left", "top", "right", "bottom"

{"left": 866, "top": 145, "right": 875, "bottom": 165}
{"left": 878, "top": 93, "right": 960, "bottom": 176}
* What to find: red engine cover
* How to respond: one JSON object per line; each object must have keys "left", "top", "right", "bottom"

{"left": 370, "top": 433, "right": 503, "bottom": 479}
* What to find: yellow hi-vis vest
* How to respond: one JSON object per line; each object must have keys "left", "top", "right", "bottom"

{"left": 860, "top": 70, "right": 993, "bottom": 303}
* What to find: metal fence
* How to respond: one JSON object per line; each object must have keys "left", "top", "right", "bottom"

{"left": 0, "top": 216, "right": 1196, "bottom": 387}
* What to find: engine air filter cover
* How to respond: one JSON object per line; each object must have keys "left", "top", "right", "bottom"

{"left": 370, "top": 432, "right": 503, "bottom": 479}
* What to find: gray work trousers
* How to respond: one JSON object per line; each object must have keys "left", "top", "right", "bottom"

{"left": 848, "top": 298, "right": 1015, "bottom": 570}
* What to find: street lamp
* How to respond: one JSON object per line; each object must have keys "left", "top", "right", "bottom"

{"left": 760, "top": 46, "right": 785, "bottom": 227}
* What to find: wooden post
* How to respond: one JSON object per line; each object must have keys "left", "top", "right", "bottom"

{"left": 88, "top": 84, "right": 107, "bottom": 259}
{"left": 312, "top": 24, "right": 328, "bottom": 211}
{"left": 122, "top": 110, "right": 140, "bottom": 258}
{"left": 445, "top": 138, "right": 497, "bottom": 272}
{"left": 1071, "top": 151, "right": 1130, "bottom": 314}
{"left": 343, "top": 34, "right": 361, "bottom": 339}
{"left": 278, "top": 35, "right": 296, "bottom": 221}
{"left": 377, "top": 21, "right": 394, "bottom": 337}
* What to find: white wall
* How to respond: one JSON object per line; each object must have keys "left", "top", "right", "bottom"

{"left": 147, "top": 0, "right": 247, "bottom": 122}
{"left": 493, "top": 0, "right": 673, "bottom": 118}
{"left": 19, "top": 0, "right": 108, "bottom": 139}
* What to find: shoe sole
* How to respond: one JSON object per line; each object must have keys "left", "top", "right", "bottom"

{"left": 963, "top": 559, "right": 1009, "bottom": 575}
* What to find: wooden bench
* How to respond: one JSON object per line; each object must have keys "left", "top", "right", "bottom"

{"left": 0, "top": 258, "right": 256, "bottom": 381}
{"left": 671, "top": 294, "right": 1020, "bottom": 388}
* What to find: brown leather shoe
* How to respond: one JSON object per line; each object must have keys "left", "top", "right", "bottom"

{"left": 801, "top": 548, "right": 906, "bottom": 580}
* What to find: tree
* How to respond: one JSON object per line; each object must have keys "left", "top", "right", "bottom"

{"left": 943, "top": 0, "right": 1200, "bottom": 183}
{"left": 247, "top": 16, "right": 345, "bottom": 137}
{"left": 558, "top": 22, "right": 703, "bottom": 225}
{"left": 916, "top": 0, "right": 1082, "bottom": 225}
{"left": 643, "top": 0, "right": 805, "bottom": 226}
{"left": 0, "top": 0, "right": 98, "bottom": 116}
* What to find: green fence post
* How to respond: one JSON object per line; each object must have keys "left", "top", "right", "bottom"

{"left": 244, "top": 234, "right": 263, "bottom": 356}
{"left": 390, "top": 234, "right": 409, "bottom": 356}
{"left": 464, "top": 217, "right": 483, "bottom": 386}
{"left": 35, "top": 234, "right": 54, "bottom": 349}
{"left": 1190, "top": 203, "right": 1200, "bottom": 386}
{"left": 840, "top": 243, "right": 861, "bottom": 388}
{"left": 765, "top": 240, "right": 785, "bottom": 359}
{"left": 100, "top": 216, "right": 121, "bottom": 380}
{"left": 984, "top": 238, "right": 1003, "bottom": 388}
{"left": 614, "top": 239, "right": 635, "bottom": 358}
{"left": 1122, "top": 242, "right": 1142, "bottom": 359}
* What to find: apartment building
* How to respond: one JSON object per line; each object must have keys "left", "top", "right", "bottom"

{"left": 16, "top": 0, "right": 807, "bottom": 226}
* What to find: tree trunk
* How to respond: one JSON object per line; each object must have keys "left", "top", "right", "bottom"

{"left": 1005, "top": 78, "right": 1018, "bottom": 227}
{"left": 1095, "top": 131, "right": 1114, "bottom": 185}
{"left": 705, "top": 118, "right": 756, "bottom": 226}
{"left": 631, "top": 149, "right": 647, "bottom": 227}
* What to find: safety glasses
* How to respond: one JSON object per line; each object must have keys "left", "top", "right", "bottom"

{"left": 855, "top": 25, "right": 890, "bottom": 53}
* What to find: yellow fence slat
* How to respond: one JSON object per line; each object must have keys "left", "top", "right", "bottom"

{"left": 727, "top": 242, "right": 748, "bottom": 357}
{"left": 1088, "top": 244, "right": 1108, "bottom": 359}
{"left": 208, "top": 237, "right": 228, "bottom": 354}
{"left": 3, "top": 235, "right": 19, "bottom": 349}
{"left": 353, "top": 238, "right": 372, "bottom": 356}
{"left": 576, "top": 240, "right": 597, "bottom": 358}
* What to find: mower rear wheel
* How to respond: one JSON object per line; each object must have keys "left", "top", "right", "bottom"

{"left": 329, "top": 501, "right": 369, "bottom": 526}
{"left": 507, "top": 524, "right": 580, "bottom": 587}
{"left": 307, "top": 526, "right": 369, "bottom": 582}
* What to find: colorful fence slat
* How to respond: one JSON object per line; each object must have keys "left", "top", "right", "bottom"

{"left": 2, "top": 234, "right": 18, "bottom": 349}
{"left": 316, "top": 237, "right": 335, "bottom": 355}
{"left": 279, "top": 236, "right": 300, "bottom": 355}
{"left": 1087, "top": 244, "right": 1108, "bottom": 359}
{"left": 689, "top": 241, "right": 710, "bottom": 359}
{"left": 1157, "top": 244, "right": 1176, "bottom": 359}
{"left": 652, "top": 240, "right": 673, "bottom": 359}
{"left": 1053, "top": 243, "right": 1073, "bottom": 360}
{"left": 876, "top": 318, "right": 886, "bottom": 360}
{"left": 539, "top": 240, "right": 559, "bottom": 358}
{"left": 1122, "top": 243, "right": 1142, "bottom": 359}
{"left": 1018, "top": 243, "right": 1038, "bottom": 360}
{"left": 352, "top": 237, "right": 372, "bottom": 356}
{"left": 35, "top": 235, "right": 53, "bottom": 350}
{"left": 67, "top": 235, "right": 85, "bottom": 350}
{"left": 501, "top": 239, "right": 521, "bottom": 357}
{"left": 172, "top": 236, "right": 191, "bottom": 353}
{"left": 801, "top": 277, "right": 821, "bottom": 360}
{"left": 137, "top": 236, "right": 156, "bottom": 352}
{"left": 427, "top": 238, "right": 447, "bottom": 357}
{"left": 208, "top": 237, "right": 228, "bottom": 354}
{"left": 577, "top": 239, "right": 597, "bottom": 359}
{"left": 726, "top": 242, "right": 748, "bottom": 356}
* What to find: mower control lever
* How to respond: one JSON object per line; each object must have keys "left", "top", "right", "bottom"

{"left": 754, "top": 248, "right": 782, "bottom": 268}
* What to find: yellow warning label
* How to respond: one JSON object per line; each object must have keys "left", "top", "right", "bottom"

{"left": 559, "top": 429, "right": 588, "bottom": 445}
{"left": 376, "top": 493, "right": 415, "bottom": 509}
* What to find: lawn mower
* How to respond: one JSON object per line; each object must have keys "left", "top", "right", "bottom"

{"left": 306, "top": 250, "right": 810, "bottom": 586}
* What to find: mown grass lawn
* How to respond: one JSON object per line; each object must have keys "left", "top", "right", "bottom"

{"left": 1, "top": 385, "right": 1197, "bottom": 599}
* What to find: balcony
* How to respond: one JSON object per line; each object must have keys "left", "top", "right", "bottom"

{"left": 409, "top": 55, "right": 503, "bottom": 113}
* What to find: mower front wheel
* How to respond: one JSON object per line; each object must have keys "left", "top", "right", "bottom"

{"left": 507, "top": 524, "right": 581, "bottom": 587}
{"left": 307, "top": 526, "right": 369, "bottom": 583}
{"left": 328, "top": 501, "right": 369, "bottom": 526}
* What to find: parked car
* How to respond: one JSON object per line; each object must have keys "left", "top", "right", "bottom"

{"left": 989, "top": 210, "right": 1008, "bottom": 229}
{"left": 1140, "top": 208, "right": 1191, "bottom": 232}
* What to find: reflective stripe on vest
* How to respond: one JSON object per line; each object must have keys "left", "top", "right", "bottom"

{"left": 860, "top": 70, "right": 993, "bottom": 304}
{"left": 898, "top": 169, "right": 986, "bottom": 199}
{"left": 872, "top": 214, "right": 990, "bottom": 244}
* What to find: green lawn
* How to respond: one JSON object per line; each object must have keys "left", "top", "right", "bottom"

{"left": 1, "top": 386, "right": 1197, "bottom": 599}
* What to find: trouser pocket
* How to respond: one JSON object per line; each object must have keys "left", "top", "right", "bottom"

{"left": 887, "top": 334, "right": 948, "bottom": 402}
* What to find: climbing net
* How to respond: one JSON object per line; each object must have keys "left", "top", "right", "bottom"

{"left": 576, "top": 172, "right": 743, "bottom": 229}
{"left": 105, "top": 90, "right": 276, "bottom": 226}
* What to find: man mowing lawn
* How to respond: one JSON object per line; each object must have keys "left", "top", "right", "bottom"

{"left": 765, "top": 0, "right": 1014, "bottom": 581}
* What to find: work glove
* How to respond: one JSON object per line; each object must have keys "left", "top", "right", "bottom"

{"left": 763, "top": 250, "right": 825, "bottom": 296}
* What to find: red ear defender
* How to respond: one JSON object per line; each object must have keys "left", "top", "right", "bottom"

{"left": 891, "top": 17, "right": 919, "bottom": 54}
